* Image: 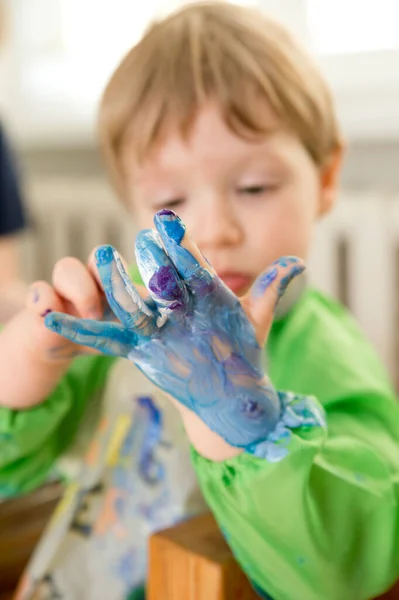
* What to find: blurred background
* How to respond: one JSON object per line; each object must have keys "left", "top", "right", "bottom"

{"left": 1, "top": 0, "right": 399, "bottom": 377}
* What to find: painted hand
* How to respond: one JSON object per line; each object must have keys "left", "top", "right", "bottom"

{"left": 45, "top": 210, "right": 321, "bottom": 453}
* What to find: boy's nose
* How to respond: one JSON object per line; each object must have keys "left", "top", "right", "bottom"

{"left": 192, "top": 200, "right": 243, "bottom": 249}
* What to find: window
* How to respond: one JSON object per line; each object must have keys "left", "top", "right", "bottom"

{"left": 307, "top": 0, "right": 399, "bottom": 55}
{"left": 303, "top": 0, "right": 399, "bottom": 139}
{"left": 4, "top": 0, "right": 399, "bottom": 144}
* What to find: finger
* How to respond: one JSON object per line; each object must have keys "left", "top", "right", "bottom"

{"left": 88, "top": 246, "right": 152, "bottom": 321}
{"left": 89, "top": 246, "right": 148, "bottom": 298}
{"left": 247, "top": 257, "right": 305, "bottom": 343}
{"left": 135, "top": 229, "right": 189, "bottom": 319}
{"left": 26, "top": 280, "right": 65, "bottom": 319}
{"left": 95, "top": 245, "right": 157, "bottom": 336}
{"left": 52, "top": 257, "right": 104, "bottom": 320}
{"left": 154, "top": 210, "right": 216, "bottom": 293}
{"left": 44, "top": 312, "right": 139, "bottom": 357}
{"left": 25, "top": 281, "right": 86, "bottom": 361}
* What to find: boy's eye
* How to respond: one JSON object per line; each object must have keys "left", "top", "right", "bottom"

{"left": 238, "top": 185, "right": 275, "bottom": 196}
{"left": 159, "top": 198, "right": 185, "bottom": 210}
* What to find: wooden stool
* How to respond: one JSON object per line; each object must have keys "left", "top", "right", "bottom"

{"left": 149, "top": 513, "right": 399, "bottom": 600}
{"left": 148, "top": 512, "right": 258, "bottom": 600}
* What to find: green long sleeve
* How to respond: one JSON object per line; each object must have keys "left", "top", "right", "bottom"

{"left": 0, "top": 353, "right": 116, "bottom": 497}
{"left": 192, "top": 289, "right": 399, "bottom": 600}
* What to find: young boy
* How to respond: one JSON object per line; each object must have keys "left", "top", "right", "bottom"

{"left": 1, "top": 3, "right": 398, "bottom": 599}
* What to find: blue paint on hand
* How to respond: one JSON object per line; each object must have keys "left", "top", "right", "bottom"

{"left": 155, "top": 209, "right": 186, "bottom": 244}
{"left": 149, "top": 266, "right": 184, "bottom": 302}
{"left": 278, "top": 264, "right": 306, "bottom": 298}
{"left": 252, "top": 267, "right": 278, "bottom": 298}
{"left": 252, "top": 258, "right": 305, "bottom": 301}
{"left": 96, "top": 245, "right": 114, "bottom": 265}
{"left": 45, "top": 211, "right": 324, "bottom": 454}
{"left": 154, "top": 211, "right": 201, "bottom": 281}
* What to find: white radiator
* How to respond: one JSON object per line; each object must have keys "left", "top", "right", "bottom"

{"left": 21, "top": 178, "right": 135, "bottom": 282}
{"left": 20, "top": 178, "right": 399, "bottom": 381}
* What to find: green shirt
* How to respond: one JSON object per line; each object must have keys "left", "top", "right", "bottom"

{"left": 1, "top": 288, "right": 398, "bottom": 599}
{"left": 193, "top": 289, "right": 399, "bottom": 599}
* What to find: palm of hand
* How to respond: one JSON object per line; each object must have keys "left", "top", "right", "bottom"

{"left": 132, "top": 269, "right": 279, "bottom": 448}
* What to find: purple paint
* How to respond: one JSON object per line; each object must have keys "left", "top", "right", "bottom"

{"left": 240, "top": 397, "right": 264, "bottom": 418}
{"left": 31, "top": 288, "right": 39, "bottom": 303}
{"left": 40, "top": 308, "right": 52, "bottom": 318}
{"left": 191, "top": 270, "right": 215, "bottom": 296}
{"left": 167, "top": 300, "right": 185, "bottom": 311}
{"left": 158, "top": 208, "right": 175, "bottom": 216}
{"left": 149, "top": 266, "right": 183, "bottom": 301}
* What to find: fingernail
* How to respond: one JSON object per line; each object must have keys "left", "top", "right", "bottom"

{"left": 95, "top": 245, "right": 114, "bottom": 266}
{"left": 252, "top": 267, "right": 278, "bottom": 298}
{"left": 155, "top": 210, "right": 185, "bottom": 244}
{"left": 40, "top": 308, "right": 52, "bottom": 318}
{"left": 272, "top": 257, "right": 301, "bottom": 268}
{"left": 278, "top": 264, "right": 306, "bottom": 298}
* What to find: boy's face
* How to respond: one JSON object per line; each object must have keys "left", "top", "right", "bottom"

{"left": 125, "top": 102, "right": 339, "bottom": 296}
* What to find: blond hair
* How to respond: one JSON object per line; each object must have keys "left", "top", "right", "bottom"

{"left": 99, "top": 1, "right": 342, "bottom": 200}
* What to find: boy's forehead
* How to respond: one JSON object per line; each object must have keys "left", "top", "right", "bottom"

{"left": 124, "top": 101, "right": 282, "bottom": 177}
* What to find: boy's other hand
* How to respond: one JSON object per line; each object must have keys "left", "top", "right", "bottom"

{"left": 24, "top": 253, "right": 134, "bottom": 364}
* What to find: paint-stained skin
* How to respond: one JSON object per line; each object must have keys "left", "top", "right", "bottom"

{"left": 45, "top": 211, "right": 324, "bottom": 458}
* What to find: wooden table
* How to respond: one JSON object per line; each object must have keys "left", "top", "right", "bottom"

{"left": 0, "top": 483, "right": 63, "bottom": 597}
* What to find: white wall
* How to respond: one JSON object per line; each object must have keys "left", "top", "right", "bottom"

{"left": 1, "top": 0, "right": 398, "bottom": 147}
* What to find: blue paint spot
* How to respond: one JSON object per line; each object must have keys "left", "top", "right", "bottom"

{"left": 155, "top": 209, "right": 185, "bottom": 244}
{"left": 114, "top": 547, "right": 138, "bottom": 587}
{"left": 137, "top": 396, "right": 164, "bottom": 484}
{"left": 95, "top": 245, "right": 114, "bottom": 265}
{"left": 252, "top": 267, "right": 278, "bottom": 298}
{"left": 272, "top": 256, "right": 300, "bottom": 267}
{"left": 45, "top": 313, "right": 60, "bottom": 332}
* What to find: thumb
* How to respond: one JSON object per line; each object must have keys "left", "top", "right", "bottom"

{"left": 246, "top": 257, "right": 305, "bottom": 344}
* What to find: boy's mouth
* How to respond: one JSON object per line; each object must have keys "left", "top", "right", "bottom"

{"left": 218, "top": 272, "right": 253, "bottom": 295}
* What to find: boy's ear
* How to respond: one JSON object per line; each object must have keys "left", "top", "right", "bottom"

{"left": 318, "top": 145, "right": 345, "bottom": 216}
